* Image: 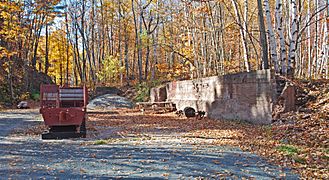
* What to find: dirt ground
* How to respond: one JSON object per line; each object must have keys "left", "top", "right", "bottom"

{"left": 0, "top": 109, "right": 299, "bottom": 179}
{"left": 1, "top": 78, "right": 328, "bottom": 179}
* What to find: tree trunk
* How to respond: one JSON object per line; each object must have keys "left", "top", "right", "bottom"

{"left": 313, "top": 0, "right": 319, "bottom": 78}
{"left": 138, "top": 7, "right": 143, "bottom": 82}
{"left": 124, "top": 26, "right": 130, "bottom": 84}
{"left": 45, "top": 23, "right": 49, "bottom": 75}
{"left": 118, "top": 0, "right": 123, "bottom": 85}
{"left": 145, "top": 38, "right": 150, "bottom": 80}
{"left": 8, "top": 59, "right": 14, "bottom": 101}
{"left": 132, "top": 0, "right": 143, "bottom": 82}
{"left": 275, "top": 0, "right": 287, "bottom": 74}
{"left": 65, "top": 1, "right": 70, "bottom": 85}
{"left": 287, "top": 0, "right": 298, "bottom": 77}
{"left": 74, "top": 20, "right": 83, "bottom": 82}
{"left": 32, "top": 24, "right": 43, "bottom": 69}
{"left": 231, "top": 0, "right": 250, "bottom": 72}
{"left": 91, "top": 0, "right": 96, "bottom": 84}
{"left": 151, "top": 0, "right": 160, "bottom": 80}
{"left": 151, "top": 30, "right": 158, "bottom": 80}
{"left": 81, "top": 0, "right": 86, "bottom": 83}
{"left": 257, "top": 0, "right": 269, "bottom": 69}
{"left": 319, "top": 14, "right": 328, "bottom": 78}
{"left": 243, "top": 0, "right": 250, "bottom": 70}
{"left": 219, "top": 2, "right": 226, "bottom": 74}
{"left": 264, "top": 0, "right": 279, "bottom": 72}
{"left": 307, "top": 0, "right": 312, "bottom": 79}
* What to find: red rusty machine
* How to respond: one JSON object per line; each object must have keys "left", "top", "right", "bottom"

{"left": 40, "top": 84, "right": 88, "bottom": 139}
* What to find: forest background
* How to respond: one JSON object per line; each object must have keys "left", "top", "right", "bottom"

{"left": 0, "top": 0, "right": 328, "bottom": 104}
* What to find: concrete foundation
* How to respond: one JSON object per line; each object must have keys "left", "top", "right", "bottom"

{"left": 155, "top": 70, "right": 277, "bottom": 124}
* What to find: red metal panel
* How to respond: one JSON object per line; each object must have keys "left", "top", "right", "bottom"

{"left": 40, "top": 84, "right": 88, "bottom": 127}
{"left": 41, "top": 107, "right": 85, "bottom": 126}
{"left": 40, "top": 84, "right": 59, "bottom": 108}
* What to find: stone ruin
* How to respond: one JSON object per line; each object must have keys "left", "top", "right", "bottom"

{"left": 150, "top": 70, "right": 295, "bottom": 125}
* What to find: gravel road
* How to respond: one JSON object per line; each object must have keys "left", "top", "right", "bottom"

{"left": 0, "top": 109, "right": 41, "bottom": 140}
{"left": 0, "top": 109, "right": 299, "bottom": 179}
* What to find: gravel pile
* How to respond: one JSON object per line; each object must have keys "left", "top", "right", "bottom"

{"left": 87, "top": 94, "right": 133, "bottom": 111}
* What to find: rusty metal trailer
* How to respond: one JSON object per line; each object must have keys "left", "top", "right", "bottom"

{"left": 40, "top": 84, "right": 88, "bottom": 139}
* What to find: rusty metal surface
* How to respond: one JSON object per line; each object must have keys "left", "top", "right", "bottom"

{"left": 40, "top": 108, "right": 85, "bottom": 126}
{"left": 40, "top": 84, "right": 88, "bottom": 127}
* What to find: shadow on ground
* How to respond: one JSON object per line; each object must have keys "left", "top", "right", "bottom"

{"left": 0, "top": 109, "right": 299, "bottom": 179}
{"left": 0, "top": 138, "right": 298, "bottom": 179}
{"left": 0, "top": 109, "right": 41, "bottom": 139}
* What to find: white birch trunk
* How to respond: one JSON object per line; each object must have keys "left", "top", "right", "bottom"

{"left": 243, "top": 0, "right": 249, "bottom": 56}
{"left": 231, "top": 0, "right": 250, "bottom": 72}
{"left": 316, "top": 21, "right": 324, "bottom": 76}
{"left": 207, "top": 2, "right": 221, "bottom": 75}
{"left": 184, "top": 4, "right": 194, "bottom": 79}
{"left": 287, "top": 0, "right": 298, "bottom": 76}
{"left": 275, "top": 0, "right": 287, "bottom": 74}
{"left": 264, "top": 0, "right": 279, "bottom": 73}
{"left": 319, "top": 16, "right": 328, "bottom": 78}
{"left": 313, "top": 0, "right": 319, "bottom": 78}
{"left": 307, "top": 0, "right": 312, "bottom": 79}
{"left": 327, "top": 0, "right": 329, "bottom": 78}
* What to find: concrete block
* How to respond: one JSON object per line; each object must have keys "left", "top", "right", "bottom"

{"left": 153, "top": 70, "right": 275, "bottom": 124}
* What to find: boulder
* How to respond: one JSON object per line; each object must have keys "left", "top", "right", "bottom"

{"left": 17, "top": 101, "right": 29, "bottom": 109}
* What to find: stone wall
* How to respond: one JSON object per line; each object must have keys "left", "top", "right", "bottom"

{"left": 163, "top": 70, "right": 276, "bottom": 124}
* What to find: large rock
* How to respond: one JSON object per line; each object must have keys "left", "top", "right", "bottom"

{"left": 17, "top": 101, "right": 29, "bottom": 109}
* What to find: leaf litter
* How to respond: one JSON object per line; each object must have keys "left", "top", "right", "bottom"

{"left": 16, "top": 79, "right": 328, "bottom": 179}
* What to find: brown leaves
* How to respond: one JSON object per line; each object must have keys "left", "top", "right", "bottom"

{"left": 259, "top": 79, "right": 329, "bottom": 178}
{"left": 87, "top": 107, "right": 329, "bottom": 178}
{"left": 90, "top": 153, "right": 97, "bottom": 158}
{"left": 12, "top": 124, "right": 46, "bottom": 136}
{"left": 212, "top": 160, "right": 221, "bottom": 164}
{"left": 16, "top": 79, "right": 327, "bottom": 179}
{"left": 59, "top": 170, "right": 65, "bottom": 173}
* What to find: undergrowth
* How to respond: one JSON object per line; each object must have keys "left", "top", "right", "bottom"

{"left": 276, "top": 145, "right": 299, "bottom": 155}
{"left": 134, "top": 80, "right": 161, "bottom": 102}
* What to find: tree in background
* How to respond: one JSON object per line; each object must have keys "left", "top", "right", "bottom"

{"left": 1, "top": 0, "right": 328, "bottom": 102}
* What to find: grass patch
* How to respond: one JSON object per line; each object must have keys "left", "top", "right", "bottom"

{"left": 292, "top": 155, "right": 306, "bottom": 164}
{"left": 94, "top": 138, "right": 130, "bottom": 145}
{"left": 277, "top": 145, "right": 299, "bottom": 155}
{"left": 322, "top": 155, "right": 329, "bottom": 160}
{"left": 31, "top": 92, "right": 40, "bottom": 101}
{"left": 323, "top": 149, "right": 329, "bottom": 160}
{"left": 263, "top": 126, "right": 273, "bottom": 137}
{"left": 94, "top": 140, "right": 107, "bottom": 145}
